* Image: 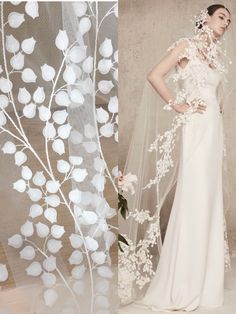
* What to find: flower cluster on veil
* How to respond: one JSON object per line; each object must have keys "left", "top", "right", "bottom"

{"left": 119, "top": 7, "right": 232, "bottom": 305}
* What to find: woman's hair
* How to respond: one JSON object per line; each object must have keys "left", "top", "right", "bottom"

{"left": 196, "top": 4, "right": 231, "bottom": 29}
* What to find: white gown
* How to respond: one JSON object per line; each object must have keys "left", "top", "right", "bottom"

{"left": 134, "top": 42, "right": 228, "bottom": 312}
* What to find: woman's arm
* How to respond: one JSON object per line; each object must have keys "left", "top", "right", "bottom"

{"left": 147, "top": 40, "right": 206, "bottom": 114}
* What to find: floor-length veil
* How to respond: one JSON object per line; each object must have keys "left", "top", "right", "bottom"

{"left": 119, "top": 0, "right": 236, "bottom": 306}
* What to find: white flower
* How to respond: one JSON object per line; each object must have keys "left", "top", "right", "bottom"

{"left": 10, "top": 52, "right": 24, "bottom": 70}
{"left": 100, "top": 123, "right": 114, "bottom": 137}
{"left": 108, "top": 96, "right": 118, "bottom": 113}
{"left": 82, "top": 141, "right": 97, "bottom": 154}
{"left": 69, "top": 45, "right": 87, "bottom": 63}
{"left": 69, "top": 233, "right": 83, "bottom": 249}
{"left": 44, "top": 207, "right": 57, "bottom": 224}
{"left": 8, "top": 234, "right": 23, "bottom": 248}
{"left": 79, "top": 17, "right": 91, "bottom": 35}
{"left": 98, "top": 59, "right": 113, "bottom": 75}
{"left": 69, "top": 189, "right": 82, "bottom": 204}
{"left": 92, "top": 174, "right": 105, "bottom": 192}
{"left": 81, "top": 77, "right": 93, "bottom": 94}
{"left": 94, "top": 157, "right": 106, "bottom": 172}
{"left": 55, "top": 91, "right": 71, "bottom": 107}
{"left": 23, "top": 103, "right": 36, "bottom": 118}
{"left": 6, "top": 35, "right": 20, "bottom": 53}
{"left": 68, "top": 250, "right": 83, "bottom": 265}
{"left": 22, "top": 68, "right": 37, "bottom": 83}
{"left": 0, "top": 111, "right": 7, "bottom": 126}
{"left": 26, "top": 261, "right": 42, "bottom": 277}
{"left": 36, "top": 222, "right": 50, "bottom": 238}
{"left": 27, "top": 188, "right": 43, "bottom": 202}
{"left": 1, "top": 141, "right": 16, "bottom": 154}
{"left": 118, "top": 172, "right": 138, "bottom": 195}
{"left": 98, "top": 80, "right": 114, "bottom": 94}
{"left": 71, "top": 265, "right": 86, "bottom": 280}
{"left": 43, "top": 123, "right": 56, "bottom": 139}
{"left": 82, "top": 211, "right": 97, "bottom": 224}
{"left": 38, "top": 105, "right": 51, "bottom": 121}
{"left": 29, "top": 204, "right": 43, "bottom": 218}
{"left": 41, "top": 272, "right": 57, "bottom": 288}
{"left": 33, "top": 87, "right": 45, "bottom": 103}
{"left": 46, "top": 180, "right": 60, "bottom": 194}
{"left": 0, "top": 77, "right": 13, "bottom": 93}
{"left": 18, "top": 87, "right": 31, "bottom": 104}
{"left": 99, "top": 38, "right": 113, "bottom": 58}
{"left": 8, "top": 12, "right": 25, "bottom": 28}
{"left": 72, "top": 168, "right": 88, "bottom": 183}
{"left": 0, "top": 95, "right": 9, "bottom": 109}
{"left": 91, "top": 251, "right": 106, "bottom": 265}
{"left": 85, "top": 236, "right": 98, "bottom": 251}
{"left": 70, "top": 130, "right": 83, "bottom": 144}
{"left": 33, "top": 171, "right": 46, "bottom": 186}
{"left": 45, "top": 195, "right": 61, "bottom": 207}
{"left": 57, "top": 159, "right": 70, "bottom": 173}
{"left": 13, "top": 179, "right": 26, "bottom": 193}
{"left": 104, "top": 231, "right": 116, "bottom": 250}
{"left": 43, "top": 255, "right": 57, "bottom": 272}
{"left": 21, "top": 166, "right": 32, "bottom": 180}
{"left": 70, "top": 89, "right": 84, "bottom": 105}
{"left": 57, "top": 124, "right": 72, "bottom": 139}
{"left": 15, "top": 151, "right": 27, "bottom": 166}
{"left": 25, "top": 1, "right": 39, "bottom": 19}
{"left": 20, "top": 245, "right": 35, "bottom": 260}
{"left": 47, "top": 239, "right": 63, "bottom": 254}
{"left": 69, "top": 156, "right": 83, "bottom": 166}
{"left": 73, "top": 2, "right": 87, "bottom": 17}
{"left": 55, "top": 30, "right": 69, "bottom": 51}
{"left": 63, "top": 66, "right": 76, "bottom": 84}
{"left": 52, "top": 139, "right": 65, "bottom": 155}
{"left": 51, "top": 225, "right": 65, "bottom": 239}
{"left": 82, "top": 56, "right": 93, "bottom": 73}
{"left": 0, "top": 264, "right": 8, "bottom": 282}
{"left": 52, "top": 110, "right": 68, "bottom": 125}
{"left": 96, "top": 107, "right": 109, "bottom": 124}
{"left": 41, "top": 64, "right": 55, "bottom": 81}
{"left": 44, "top": 289, "right": 58, "bottom": 308}
{"left": 20, "top": 220, "right": 34, "bottom": 237}
{"left": 21, "top": 37, "right": 36, "bottom": 54}
{"left": 84, "top": 124, "right": 96, "bottom": 139}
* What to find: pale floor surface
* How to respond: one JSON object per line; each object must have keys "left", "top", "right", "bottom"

{"left": 119, "top": 257, "right": 236, "bottom": 314}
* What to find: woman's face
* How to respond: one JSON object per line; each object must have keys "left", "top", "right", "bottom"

{"left": 207, "top": 8, "right": 231, "bottom": 38}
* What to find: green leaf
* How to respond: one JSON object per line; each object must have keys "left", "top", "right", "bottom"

{"left": 118, "top": 193, "right": 128, "bottom": 219}
{"left": 118, "top": 233, "right": 129, "bottom": 252}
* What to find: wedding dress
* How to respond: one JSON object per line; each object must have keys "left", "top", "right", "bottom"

{"left": 119, "top": 34, "right": 232, "bottom": 312}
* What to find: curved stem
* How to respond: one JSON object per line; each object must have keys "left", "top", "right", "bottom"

{"left": 25, "top": 239, "right": 81, "bottom": 314}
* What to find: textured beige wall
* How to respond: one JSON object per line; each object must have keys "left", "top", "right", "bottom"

{"left": 119, "top": 0, "right": 236, "bottom": 250}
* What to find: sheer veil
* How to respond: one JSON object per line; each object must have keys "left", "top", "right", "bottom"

{"left": 119, "top": 0, "right": 236, "bottom": 305}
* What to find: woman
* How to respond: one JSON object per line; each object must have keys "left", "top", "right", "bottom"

{"left": 119, "top": 4, "right": 232, "bottom": 313}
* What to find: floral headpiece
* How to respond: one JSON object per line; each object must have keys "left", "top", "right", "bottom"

{"left": 193, "top": 8, "right": 209, "bottom": 33}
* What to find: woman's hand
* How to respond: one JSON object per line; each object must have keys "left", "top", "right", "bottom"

{"left": 172, "top": 101, "right": 207, "bottom": 114}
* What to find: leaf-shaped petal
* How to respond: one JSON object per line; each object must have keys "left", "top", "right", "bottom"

{"left": 91, "top": 251, "right": 106, "bottom": 265}
{"left": 63, "top": 66, "right": 76, "bottom": 84}
{"left": 97, "top": 266, "right": 114, "bottom": 278}
{"left": 41, "top": 64, "right": 55, "bottom": 81}
{"left": 0, "top": 111, "right": 7, "bottom": 126}
{"left": 13, "top": 179, "right": 26, "bottom": 192}
{"left": 47, "top": 239, "right": 62, "bottom": 254}
{"left": 43, "top": 255, "right": 57, "bottom": 272}
{"left": 52, "top": 110, "right": 68, "bottom": 125}
{"left": 55, "top": 91, "right": 71, "bottom": 107}
{"left": 20, "top": 245, "right": 35, "bottom": 260}
{"left": 70, "top": 130, "right": 83, "bottom": 145}
{"left": 72, "top": 168, "right": 88, "bottom": 183}
{"left": 8, "top": 12, "right": 25, "bottom": 28}
{"left": 27, "top": 188, "right": 43, "bottom": 202}
{"left": 33, "top": 171, "right": 46, "bottom": 186}
{"left": 18, "top": 87, "right": 31, "bottom": 104}
{"left": 46, "top": 180, "right": 60, "bottom": 194}
{"left": 99, "top": 38, "right": 113, "bottom": 58}
{"left": 10, "top": 52, "right": 25, "bottom": 71}
{"left": 96, "top": 107, "right": 109, "bottom": 124}
{"left": 85, "top": 236, "right": 98, "bottom": 251}
{"left": 113, "top": 68, "right": 118, "bottom": 81}
{"left": 0, "top": 77, "right": 13, "bottom": 93}
{"left": 52, "top": 139, "right": 65, "bottom": 155}
{"left": 69, "top": 233, "right": 83, "bottom": 249}
{"left": 79, "top": 17, "right": 91, "bottom": 36}
{"left": 51, "top": 225, "right": 65, "bottom": 239}
{"left": 21, "top": 37, "right": 36, "bottom": 54}
{"left": 1, "top": 141, "right": 16, "bottom": 154}
{"left": 44, "top": 289, "right": 58, "bottom": 308}
{"left": 26, "top": 261, "right": 42, "bottom": 277}
{"left": 108, "top": 96, "right": 118, "bottom": 113}
{"left": 41, "top": 272, "right": 56, "bottom": 288}
{"left": 22, "top": 68, "right": 37, "bottom": 83}
{"left": 100, "top": 123, "right": 114, "bottom": 137}
{"left": 29, "top": 204, "right": 43, "bottom": 218}
{"left": 91, "top": 173, "right": 105, "bottom": 192}
{"left": 23, "top": 103, "right": 36, "bottom": 118}
{"left": 43, "top": 122, "right": 56, "bottom": 139}
{"left": 84, "top": 124, "right": 96, "bottom": 139}
{"left": 36, "top": 222, "right": 50, "bottom": 238}
{"left": 69, "top": 189, "right": 82, "bottom": 204}
{"left": 94, "top": 157, "right": 106, "bottom": 172}
{"left": 57, "top": 159, "right": 70, "bottom": 173}
{"left": 0, "top": 264, "right": 8, "bottom": 282}
{"left": 15, "top": 151, "right": 27, "bottom": 166}
{"left": 69, "top": 46, "right": 87, "bottom": 63}
{"left": 69, "top": 156, "right": 83, "bottom": 166}
{"left": 8, "top": 234, "right": 23, "bottom": 248}
{"left": 33, "top": 87, "right": 45, "bottom": 103}
{"left": 104, "top": 231, "right": 116, "bottom": 250}
{"left": 0, "top": 95, "right": 9, "bottom": 109}
{"left": 55, "top": 30, "right": 69, "bottom": 51}
{"left": 69, "top": 89, "right": 84, "bottom": 105}
{"left": 82, "top": 56, "right": 93, "bottom": 73}
{"left": 6, "top": 35, "right": 20, "bottom": 53}
{"left": 25, "top": 1, "right": 39, "bottom": 19}
{"left": 82, "top": 141, "right": 97, "bottom": 154}
{"left": 20, "top": 220, "right": 34, "bottom": 237}
{"left": 44, "top": 207, "right": 57, "bottom": 224}
{"left": 57, "top": 124, "right": 72, "bottom": 139}
{"left": 68, "top": 250, "right": 83, "bottom": 265}
{"left": 71, "top": 265, "right": 86, "bottom": 280}
{"left": 21, "top": 166, "right": 32, "bottom": 180}
{"left": 38, "top": 105, "right": 51, "bottom": 121}
{"left": 73, "top": 2, "right": 87, "bottom": 17}
{"left": 98, "top": 80, "right": 114, "bottom": 94}
{"left": 82, "top": 210, "right": 98, "bottom": 224}
{"left": 45, "top": 195, "right": 61, "bottom": 208}
{"left": 98, "top": 59, "right": 112, "bottom": 75}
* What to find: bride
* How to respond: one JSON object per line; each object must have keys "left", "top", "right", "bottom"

{"left": 119, "top": 4, "right": 232, "bottom": 312}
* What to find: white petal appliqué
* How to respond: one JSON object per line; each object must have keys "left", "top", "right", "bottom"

{"left": 63, "top": 66, "right": 76, "bottom": 84}
{"left": 13, "top": 179, "right": 26, "bottom": 193}
{"left": 108, "top": 96, "right": 118, "bottom": 113}
{"left": 82, "top": 211, "right": 98, "bottom": 224}
{"left": 23, "top": 103, "right": 36, "bottom": 119}
{"left": 44, "top": 289, "right": 58, "bottom": 308}
{"left": 0, "top": 111, "right": 7, "bottom": 126}
{"left": 98, "top": 59, "right": 113, "bottom": 75}
{"left": 0, "top": 77, "right": 13, "bottom": 93}
{"left": 0, "top": 264, "right": 8, "bottom": 282}
{"left": 27, "top": 188, "right": 43, "bottom": 202}
{"left": 38, "top": 105, "right": 51, "bottom": 121}
{"left": 41, "top": 272, "right": 57, "bottom": 288}
{"left": 15, "top": 151, "right": 27, "bottom": 166}
{"left": 18, "top": 87, "right": 31, "bottom": 104}
{"left": 2, "top": 141, "right": 16, "bottom": 154}
{"left": 43, "top": 255, "right": 57, "bottom": 272}
{"left": 69, "top": 189, "right": 82, "bottom": 204}
{"left": 21, "top": 166, "right": 33, "bottom": 180}
{"left": 10, "top": 52, "right": 24, "bottom": 70}
{"left": 79, "top": 17, "right": 91, "bottom": 36}
{"left": 29, "top": 204, "right": 43, "bottom": 218}
{"left": 55, "top": 91, "right": 71, "bottom": 107}
{"left": 55, "top": 30, "right": 69, "bottom": 51}
{"left": 82, "top": 141, "right": 98, "bottom": 154}
{"left": 33, "top": 87, "right": 45, "bottom": 103}
{"left": 57, "top": 159, "right": 70, "bottom": 173}
{"left": 44, "top": 207, "right": 57, "bottom": 224}
{"left": 97, "top": 266, "right": 114, "bottom": 278}
{"left": 69, "top": 156, "right": 83, "bottom": 166}
{"left": 43, "top": 123, "right": 56, "bottom": 139}
{"left": 45, "top": 195, "right": 61, "bottom": 208}
{"left": 52, "top": 110, "right": 68, "bottom": 125}
{"left": 0, "top": 95, "right": 9, "bottom": 109}
{"left": 99, "top": 38, "right": 113, "bottom": 58}
{"left": 69, "top": 46, "right": 87, "bottom": 63}
{"left": 36, "top": 222, "right": 50, "bottom": 238}
{"left": 71, "top": 265, "right": 86, "bottom": 280}
{"left": 58, "top": 124, "right": 72, "bottom": 139}
{"left": 8, "top": 12, "right": 25, "bottom": 28}
{"left": 33, "top": 171, "right": 46, "bottom": 186}
{"left": 85, "top": 236, "right": 99, "bottom": 251}
{"left": 51, "top": 225, "right": 65, "bottom": 239}
{"left": 73, "top": 2, "right": 87, "bottom": 17}
{"left": 98, "top": 80, "right": 114, "bottom": 94}
{"left": 20, "top": 245, "right": 36, "bottom": 260}
{"left": 52, "top": 139, "right": 65, "bottom": 155}
{"left": 100, "top": 123, "right": 114, "bottom": 137}
{"left": 70, "top": 89, "right": 84, "bottom": 105}
{"left": 25, "top": 1, "right": 39, "bottom": 19}
{"left": 26, "top": 261, "right": 42, "bottom": 277}
{"left": 21, "top": 37, "right": 36, "bottom": 54}
{"left": 47, "top": 239, "right": 63, "bottom": 254}
{"left": 92, "top": 173, "right": 105, "bottom": 192}
{"left": 46, "top": 180, "right": 60, "bottom": 194}
{"left": 72, "top": 168, "right": 88, "bottom": 183}
{"left": 84, "top": 124, "right": 96, "bottom": 139}
{"left": 96, "top": 107, "right": 109, "bottom": 124}
{"left": 69, "top": 233, "right": 83, "bottom": 249}
{"left": 20, "top": 220, "right": 34, "bottom": 237}
{"left": 8, "top": 234, "right": 23, "bottom": 248}
{"left": 22, "top": 68, "right": 37, "bottom": 83}
{"left": 6, "top": 35, "right": 20, "bottom": 53}
{"left": 82, "top": 56, "right": 93, "bottom": 73}
{"left": 91, "top": 251, "right": 106, "bottom": 265}
{"left": 41, "top": 64, "right": 55, "bottom": 81}
{"left": 68, "top": 250, "right": 83, "bottom": 265}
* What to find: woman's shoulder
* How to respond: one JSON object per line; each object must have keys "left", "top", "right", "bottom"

{"left": 167, "top": 37, "right": 194, "bottom": 52}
